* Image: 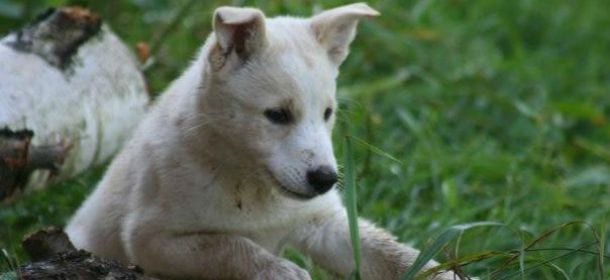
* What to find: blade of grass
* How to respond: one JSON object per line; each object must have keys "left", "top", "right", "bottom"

{"left": 343, "top": 135, "right": 361, "bottom": 280}
{"left": 429, "top": 244, "right": 610, "bottom": 279}
{"left": 401, "top": 221, "right": 503, "bottom": 280}
{"left": 526, "top": 247, "right": 610, "bottom": 258}
{"left": 351, "top": 136, "right": 403, "bottom": 165}
{"left": 491, "top": 221, "right": 585, "bottom": 278}
{"left": 1, "top": 249, "right": 13, "bottom": 271}
{"left": 519, "top": 241, "right": 526, "bottom": 280}
{"left": 498, "top": 242, "right": 595, "bottom": 280}
{"left": 0, "top": 249, "right": 18, "bottom": 279}
{"left": 418, "top": 250, "right": 515, "bottom": 278}
{"left": 404, "top": 227, "right": 461, "bottom": 280}
{"left": 542, "top": 262, "right": 571, "bottom": 280}
{"left": 596, "top": 221, "right": 605, "bottom": 280}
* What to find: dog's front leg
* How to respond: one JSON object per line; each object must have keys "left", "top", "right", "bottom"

{"left": 126, "top": 231, "right": 311, "bottom": 280}
{"left": 289, "top": 210, "right": 456, "bottom": 280}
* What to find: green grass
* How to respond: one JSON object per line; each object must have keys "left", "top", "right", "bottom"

{"left": 1, "top": 0, "right": 610, "bottom": 279}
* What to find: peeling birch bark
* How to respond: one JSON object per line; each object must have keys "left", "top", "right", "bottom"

{"left": 0, "top": 7, "right": 149, "bottom": 201}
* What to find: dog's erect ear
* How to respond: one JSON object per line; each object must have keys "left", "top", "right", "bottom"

{"left": 310, "top": 3, "right": 379, "bottom": 66}
{"left": 211, "top": 6, "right": 267, "bottom": 68}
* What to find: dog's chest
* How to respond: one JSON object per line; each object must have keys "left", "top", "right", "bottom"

{"left": 184, "top": 190, "right": 302, "bottom": 253}
{"left": 156, "top": 162, "right": 341, "bottom": 252}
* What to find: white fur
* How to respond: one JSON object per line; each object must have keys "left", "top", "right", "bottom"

{"left": 66, "top": 3, "right": 456, "bottom": 280}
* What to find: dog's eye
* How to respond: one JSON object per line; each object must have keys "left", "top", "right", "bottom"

{"left": 264, "top": 108, "right": 293, "bottom": 125}
{"left": 324, "top": 108, "right": 333, "bottom": 121}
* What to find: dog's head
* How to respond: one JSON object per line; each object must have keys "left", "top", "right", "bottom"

{"left": 200, "top": 3, "right": 378, "bottom": 200}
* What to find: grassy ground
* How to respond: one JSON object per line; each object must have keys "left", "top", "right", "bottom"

{"left": 1, "top": 0, "right": 609, "bottom": 279}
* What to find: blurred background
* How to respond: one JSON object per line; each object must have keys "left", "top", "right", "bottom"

{"left": 1, "top": 0, "right": 609, "bottom": 279}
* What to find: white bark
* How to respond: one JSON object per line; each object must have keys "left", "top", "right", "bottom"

{"left": 0, "top": 7, "right": 149, "bottom": 200}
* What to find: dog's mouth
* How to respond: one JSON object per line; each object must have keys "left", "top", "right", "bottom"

{"left": 263, "top": 168, "right": 316, "bottom": 200}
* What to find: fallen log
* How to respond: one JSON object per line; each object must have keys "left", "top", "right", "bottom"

{"left": 9, "top": 227, "right": 157, "bottom": 280}
{"left": 0, "top": 7, "right": 150, "bottom": 201}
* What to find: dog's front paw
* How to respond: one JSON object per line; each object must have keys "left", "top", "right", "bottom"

{"left": 255, "top": 258, "right": 311, "bottom": 280}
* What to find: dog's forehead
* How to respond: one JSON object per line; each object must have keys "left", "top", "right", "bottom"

{"left": 278, "top": 51, "right": 334, "bottom": 101}
{"left": 225, "top": 17, "right": 338, "bottom": 109}
{"left": 265, "top": 18, "right": 337, "bottom": 102}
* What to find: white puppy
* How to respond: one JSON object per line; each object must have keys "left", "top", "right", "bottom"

{"left": 66, "top": 3, "right": 457, "bottom": 279}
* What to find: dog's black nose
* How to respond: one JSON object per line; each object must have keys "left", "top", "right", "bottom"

{"left": 307, "top": 166, "right": 338, "bottom": 194}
